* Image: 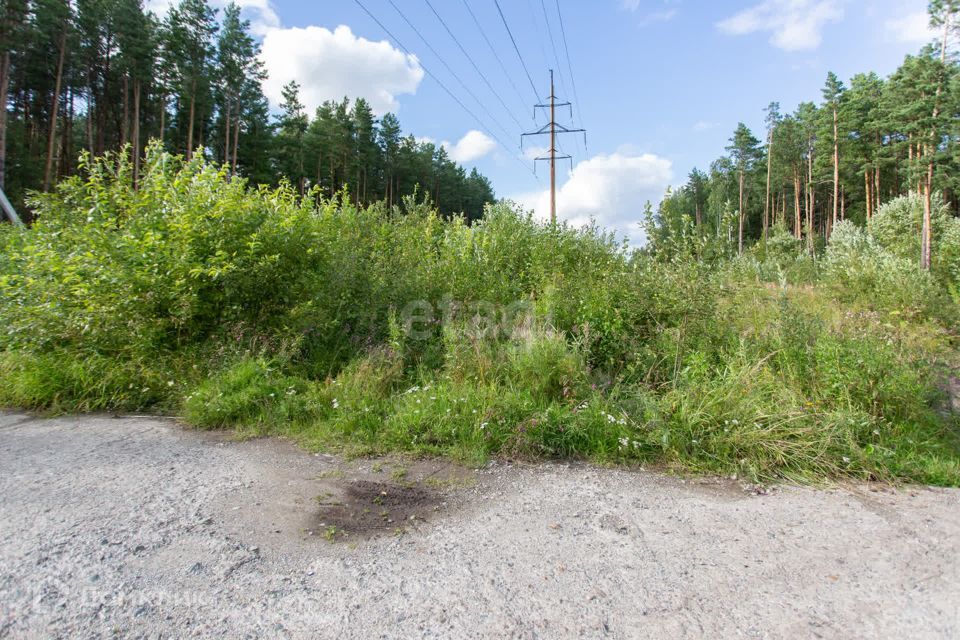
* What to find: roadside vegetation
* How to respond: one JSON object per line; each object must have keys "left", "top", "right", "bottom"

{"left": 1, "top": 146, "right": 957, "bottom": 484}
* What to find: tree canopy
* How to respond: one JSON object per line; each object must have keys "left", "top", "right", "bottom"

{"left": 0, "top": 0, "right": 495, "bottom": 221}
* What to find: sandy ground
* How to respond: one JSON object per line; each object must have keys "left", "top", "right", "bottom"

{"left": 1, "top": 411, "right": 959, "bottom": 639}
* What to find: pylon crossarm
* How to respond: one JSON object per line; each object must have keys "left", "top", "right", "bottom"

{"left": 534, "top": 101, "right": 571, "bottom": 110}
{"left": 522, "top": 125, "right": 553, "bottom": 137}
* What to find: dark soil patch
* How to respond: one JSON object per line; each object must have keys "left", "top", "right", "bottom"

{"left": 308, "top": 479, "right": 443, "bottom": 540}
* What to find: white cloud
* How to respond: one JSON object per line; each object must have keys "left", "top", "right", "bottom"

{"left": 144, "top": 0, "right": 174, "bottom": 14}
{"left": 147, "top": 2, "right": 423, "bottom": 115}
{"left": 693, "top": 120, "right": 718, "bottom": 132}
{"left": 522, "top": 144, "right": 549, "bottom": 161}
{"left": 716, "top": 0, "right": 844, "bottom": 51}
{"left": 884, "top": 11, "right": 937, "bottom": 44}
{"left": 260, "top": 25, "right": 424, "bottom": 115}
{"left": 231, "top": 0, "right": 280, "bottom": 36}
{"left": 512, "top": 152, "right": 673, "bottom": 246}
{"left": 441, "top": 130, "right": 497, "bottom": 163}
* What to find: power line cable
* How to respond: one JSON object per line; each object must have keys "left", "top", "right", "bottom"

{"left": 384, "top": 0, "right": 515, "bottom": 144}
{"left": 554, "top": 0, "right": 586, "bottom": 152}
{"left": 422, "top": 0, "right": 525, "bottom": 131}
{"left": 493, "top": 0, "right": 541, "bottom": 102}
{"left": 538, "top": 0, "right": 579, "bottom": 155}
{"left": 525, "top": 0, "right": 554, "bottom": 83}
{"left": 352, "top": 0, "right": 537, "bottom": 179}
{"left": 459, "top": 0, "right": 533, "bottom": 120}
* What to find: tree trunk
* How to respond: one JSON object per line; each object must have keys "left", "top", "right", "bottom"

{"left": 0, "top": 50, "right": 9, "bottom": 190}
{"left": 159, "top": 92, "right": 166, "bottom": 143}
{"left": 44, "top": 31, "right": 67, "bottom": 192}
{"left": 187, "top": 80, "right": 196, "bottom": 160}
{"left": 865, "top": 169, "right": 872, "bottom": 221}
{"left": 807, "top": 152, "right": 815, "bottom": 254}
{"left": 922, "top": 17, "right": 950, "bottom": 271}
{"left": 831, "top": 104, "right": 839, "bottom": 232}
{"left": 132, "top": 78, "right": 141, "bottom": 187}
{"left": 223, "top": 99, "right": 231, "bottom": 166}
{"left": 86, "top": 88, "right": 94, "bottom": 153}
{"left": 60, "top": 88, "right": 74, "bottom": 176}
{"left": 764, "top": 129, "right": 772, "bottom": 242}
{"left": 231, "top": 115, "right": 240, "bottom": 174}
{"left": 874, "top": 158, "right": 881, "bottom": 209}
{"left": 98, "top": 31, "right": 112, "bottom": 155}
{"left": 922, "top": 156, "right": 934, "bottom": 270}
{"left": 737, "top": 169, "right": 745, "bottom": 255}
{"left": 121, "top": 74, "right": 129, "bottom": 147}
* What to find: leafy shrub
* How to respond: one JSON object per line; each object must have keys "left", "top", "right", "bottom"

{"left": 824, "top": 220, "right": 950, "bottom": 321}
{"left": 870, "top": 192, "right": 960, "bottom": 292}
{"left": 1, "top": 148, "right": 958, "bottom": 485}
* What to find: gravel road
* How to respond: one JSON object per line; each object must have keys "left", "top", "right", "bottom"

{"left": 1, "top": 411, "right": 959, "bottom": 639}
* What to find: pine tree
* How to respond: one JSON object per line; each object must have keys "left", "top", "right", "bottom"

{"left": 845, "top": 73, "right": 885, "bottom": 220}
{"left": 726, "top": 123, "right": 761, "bottom": 254}
{"left": 115, "top": 0, "right": 154, "bottom": 185}
{"left": 165, "top": 0, "right": 217, "bottom": 160}
{"left": 0, "top": 0, "right": 30, "bottom": 190}
{"left": 274, "top": 80, "right": 307, "bottom": 194}
{"left": 378, "top": 112, "right": 401, "bottom": 206}
{"left": 351, "top": 97, "right": 377, "bottom": 205}
{"left": 216, "top": 2, "right": 263, "bottom": 173}
{"left": 821, "top": 72, "right": 845, "bottom": 234}
{"left": 763, "top": 102, "right": 781, "bottom": 241}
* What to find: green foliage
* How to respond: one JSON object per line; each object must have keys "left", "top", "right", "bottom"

{"left": 825, "top": 220, "right": 951, "bottom": 321}
{"left": 1, "top": 0, "right": 496, "bottom": 220}
{"left": 870, "top": 193, "right": 960, "bottom": 292}
{"left": 183, "top": 358, "right": 321, "bottom": 431}
{"left": 2, "top": 149, "right": 959, "bottom": 485}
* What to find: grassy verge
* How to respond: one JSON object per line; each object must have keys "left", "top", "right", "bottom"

{"left": 1, "top": 147, "right": 958, "bottom": 484}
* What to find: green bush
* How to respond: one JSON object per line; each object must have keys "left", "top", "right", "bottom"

{"left": 1, "top": 147, "right": 958, "bottom": 484}
{"left": 869, "top": 192, "right": 960, "bottom": 293}
{"left": 824, "top": 220, "right": 951, "bottom": 321}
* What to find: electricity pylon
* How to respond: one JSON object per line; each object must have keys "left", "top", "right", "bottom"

{"left": 521, "top": 69, "right": 586, "bottom": 224}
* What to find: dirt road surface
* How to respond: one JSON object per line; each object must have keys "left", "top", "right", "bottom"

{"left": 1, "top": 411, "right": 958, "bottom": 638}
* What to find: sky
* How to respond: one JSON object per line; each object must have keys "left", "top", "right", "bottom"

{"left": 149, "top": 0, "right": 940, "bottom": 244}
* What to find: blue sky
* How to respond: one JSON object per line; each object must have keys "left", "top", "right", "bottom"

{"left": 151, "top": 0, "right": 939, "bottom": 243}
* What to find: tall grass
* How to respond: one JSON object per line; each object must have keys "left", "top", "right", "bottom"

{"left": 1, "top": 146, "right": 958, "bottom": 484}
